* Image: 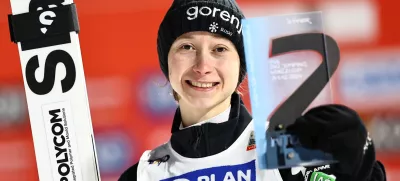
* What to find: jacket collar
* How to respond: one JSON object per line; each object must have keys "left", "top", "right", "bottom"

{"left": 169, "top": 92, "right": 252, "bottom": 158}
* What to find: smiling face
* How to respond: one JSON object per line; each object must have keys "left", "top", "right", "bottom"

{"left": 167, "top": 31, "right": 240, "bottom": 110}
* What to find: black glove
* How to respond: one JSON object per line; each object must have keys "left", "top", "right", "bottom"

{"left": 286, "top": 104, "right": 376, "bottom": 180}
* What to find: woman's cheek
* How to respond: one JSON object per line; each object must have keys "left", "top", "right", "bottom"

{"left": 222, "top": 61, "right": 239, "bottom": 76}
{"left": 172, "top": 54, "right": 193, "bottom": 70}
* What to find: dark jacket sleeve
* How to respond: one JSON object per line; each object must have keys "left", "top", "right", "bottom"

{"left": 278, "top": 161, "right": 386, "bottom": 181}
{"left": 118, "top": 162, "right": 138, "bottom": 181}
{"left": 278, "top": 133, "right": 387, "bottom": 181}
{"left": 370, "top": 161, "right": 387, "bottom": 181}
{"left": 283, "top": 105, "right": 388, "bottom": 181}
{"left": 349, "top": 139, "right": 387, "bottom": 181}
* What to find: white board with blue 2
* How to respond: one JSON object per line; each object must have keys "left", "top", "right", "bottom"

{"left": 242, "top": 11, "right": 341, "bottom": 169}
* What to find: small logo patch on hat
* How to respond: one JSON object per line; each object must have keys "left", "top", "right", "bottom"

{"left": 209, "top": 22, "right": 218, "bottom": 33}
{"left": 247, "top": 131, "right": 256, "bottom": 151}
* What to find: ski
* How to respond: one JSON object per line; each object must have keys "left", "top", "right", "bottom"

{"left": 8, "top": 0, "right": 101, "bottom": 180}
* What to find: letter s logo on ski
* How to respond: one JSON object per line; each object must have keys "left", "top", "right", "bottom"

{"left": 29, "top": 0, "right": 63, "bottom": 35}
{"left": 39, "top": 10, "right": 56, "bottom": 34}
{"left": 162, "top": 160, "right": 256, "bottom": 181}
{"left": 26, "top": 50, "right": 76, "bottom": 95}
{"left": 25, "top": 0, "right": 77, "bottom": 96}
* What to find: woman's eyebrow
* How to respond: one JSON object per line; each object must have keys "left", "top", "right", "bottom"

{"left": 177, "top": 34, "right": 196, "bottom": 41}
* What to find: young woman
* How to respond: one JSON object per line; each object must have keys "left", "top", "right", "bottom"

{"left": 119, "top": 0, "right": 387, "bottom": 180}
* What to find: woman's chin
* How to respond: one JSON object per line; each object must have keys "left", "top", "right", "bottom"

{"left": 182, "top": 93, "right": 231, "bottom": 111}
{"left": 184, "top": 97, "right": 218, "bottom": 109}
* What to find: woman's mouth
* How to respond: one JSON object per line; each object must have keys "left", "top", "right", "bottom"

{"left": 185, "top": 80, "right": 220, "bottom": 90}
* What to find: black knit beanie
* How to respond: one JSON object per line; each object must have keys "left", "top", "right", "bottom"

{"left": 157, "top": 0, "right": 247, "bottom": 85}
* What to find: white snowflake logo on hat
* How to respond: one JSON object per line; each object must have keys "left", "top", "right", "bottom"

{"left": 209, "top": 22, "right": 218, "bottom": 33}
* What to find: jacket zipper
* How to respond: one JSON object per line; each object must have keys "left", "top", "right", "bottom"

{"left": 204, "top": 124, "right": 209, "bottom": 155}
{"left": 192, "top": 126, "right": 203, "bottom": 157}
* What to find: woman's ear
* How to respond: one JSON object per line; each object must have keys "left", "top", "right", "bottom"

{"left": 172, "top": 89, "right": 180, "bottom": 102}
{"left": 235, "top": 79, "right": 245, "bottom": 97}
{"left": 235, "top": 88, "right": 242, "bottom": 97}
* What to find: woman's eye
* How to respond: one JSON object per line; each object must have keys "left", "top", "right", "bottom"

{"left": 215, "top": 47, "right": 227, "bottom": 53}
{"left": 181, "top": 44, "right": 194, "bottom": 50}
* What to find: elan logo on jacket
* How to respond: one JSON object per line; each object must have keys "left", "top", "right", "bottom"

{"left": 161, "top": 160, "right": 256, "bottom": 181}
{"left": 186, "top": 5, "right": 243, "bottom": 35}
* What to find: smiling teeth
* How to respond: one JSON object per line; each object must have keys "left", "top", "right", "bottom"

{"left": 190, "top": 81, "right": 213, "bottom": 88}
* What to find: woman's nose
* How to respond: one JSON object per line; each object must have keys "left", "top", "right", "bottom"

{"left": 192, "top": 52, "right": 213, "bottom": 75}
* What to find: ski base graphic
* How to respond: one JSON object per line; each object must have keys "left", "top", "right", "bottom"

{"left": 8, "top": 0, "right": 101, "bottom": 180}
